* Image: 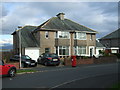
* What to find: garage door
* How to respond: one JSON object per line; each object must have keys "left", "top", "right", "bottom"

{"left": 25, "top": 48, "right": 39, "bottom": 62}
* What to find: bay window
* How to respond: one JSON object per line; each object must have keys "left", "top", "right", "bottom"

{"left": 74, "top": 46, "right": 86, "bottom": 55}
{"left": 58, "top": 46, "right": 69, "bottom": 55}
{"left": 74, "top": 32, "right": 86, "bottom": 40}
{"left": 78, "top": 46, "right": 86, "bottom": 55}
{"left": 58, "top": 31, "right": 70, "bottom": 39}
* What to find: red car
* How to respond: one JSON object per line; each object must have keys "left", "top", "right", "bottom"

{"left": 0, "top": 60, "right": 16, "bottom": 77}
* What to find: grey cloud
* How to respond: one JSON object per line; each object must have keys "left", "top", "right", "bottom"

{"left": 1, "top": 4, "right": 9, "bottom": 17}
{"left": 1, "top": 2, "right": 118, "bottom": 39}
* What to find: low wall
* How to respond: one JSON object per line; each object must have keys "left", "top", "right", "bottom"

{"left": 5, "top": 62, "right": 20, "bottom": 69}
{"left": 64, "top": 58, "right": 94, "bottom": 66}
{"left": 94, "top": 56, "right": 117, "bottom": 64}
{"left": 77, "top": 58, "right": 94, "bottom": 65}
{"left": 64, "top": 56, "right": 117, "bottom": 66}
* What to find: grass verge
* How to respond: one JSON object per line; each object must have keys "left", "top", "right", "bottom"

{"left": 110, "top": 82, "right": 120, "bottom": 89}
{"left": 17, "top": 69, "right": 37, "bottom": 74}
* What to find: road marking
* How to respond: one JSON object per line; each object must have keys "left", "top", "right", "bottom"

{"left": 49, "top": 73, "right": 117, "bottom": 89}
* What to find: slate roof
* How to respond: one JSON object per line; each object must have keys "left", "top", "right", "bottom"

{"left": 34, "top": 17, "right": 97, "bottom": 33}
{"left": 96, "top": 40, "right": 104, "bottom": 47}
{"left": 100, "top": 28, "right": 120, "bottom": 39}
{"left": 12, "top": 26, "right": 39, "bottom": 47}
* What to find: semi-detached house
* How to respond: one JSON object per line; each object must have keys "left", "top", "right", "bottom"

{"left": 99, "top": 28, "right": 120, "bottom": 54}
{"left": 12, "top": 13, "right": 98, "bottom": 61}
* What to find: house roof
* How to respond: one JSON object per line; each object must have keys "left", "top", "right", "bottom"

{"left": 34, "top": 16, "right": 97, "bottom": 33}
{"left": 12, "top": 26, "right": 39, "bottom": 47}
{"left": 96, "top": 40, "right": 104, "bottom": 47}
{"left": 100, "top": 28, "right": 120, "bottom": 39}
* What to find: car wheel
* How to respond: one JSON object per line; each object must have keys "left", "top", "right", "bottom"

{"left": 8, "top": 68, "right": 16, "bottom": 77}
{"left": 44, "top": 62, "right": 48, "bottom": 66}
{"left": 34, "top": 63, "right": 37, "bottom": 67}
{"left": 37, "top": 59, "right": 39, "bottom": 64}
{"left": 56, "top": 64, "right": 59, "bottom": 66}
{"left": 21, "top": 63, "right": 25, "bottom": 68}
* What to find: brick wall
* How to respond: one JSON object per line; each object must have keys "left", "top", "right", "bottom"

{"left": 64, "top": 58, "right": 94, "bottom": 66}
{"left": 94, "top": 56, "right": 117, "bottom": 64}
{"left": 5, "top": 62, "right": 20, "bottom": 69}
{"left": 64, "top": 56, "right": 117, "bottom": 66}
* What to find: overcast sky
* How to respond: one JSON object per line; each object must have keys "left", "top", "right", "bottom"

{"left": 0, "top": 1, "right": 119, "bottom": 45}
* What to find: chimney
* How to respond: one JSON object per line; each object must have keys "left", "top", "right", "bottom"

{"left": 56, "top": 13, "right": 65, "bottom": 20}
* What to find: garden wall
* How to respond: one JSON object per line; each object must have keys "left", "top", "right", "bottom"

{"left": 94, "top": 56, "right": 117, "bottom": 64}
{"left": 64, "top": 56, "right": 117, "bottom": 66}
{"left": 5, "top": 62, "right": 20, "bottom": 69}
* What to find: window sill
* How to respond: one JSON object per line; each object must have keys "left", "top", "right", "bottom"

{"left": 74, "top": 39, "right": 86, "bottom": 40}
{"left": 55, "top": 38, "right": 70, "bottom": 39}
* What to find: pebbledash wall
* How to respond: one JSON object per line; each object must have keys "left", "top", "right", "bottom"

{"left": 34, "top": 31, "right": 96, "bottom": 57}
{"left": 12, "top": 13, "right": 98, "bottom": 59}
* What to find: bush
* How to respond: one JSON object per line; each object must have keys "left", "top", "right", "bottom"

{"left": 76, "top": 56, "right": 81, "bottom": 60}
{"left": 83, "top": 56, "right": 89, "bottom": 59}
{"left": 2, "top": 50, "right": 14, "bottom": 63}
{"left": 114, "top": 53, "right": 120, "bottom": 59}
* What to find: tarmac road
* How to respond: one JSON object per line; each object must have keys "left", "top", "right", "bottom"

{"left": 2, "top": 63, "right": 119, "bottom": 89}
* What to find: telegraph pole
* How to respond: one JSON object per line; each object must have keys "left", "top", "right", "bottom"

{"left": 18, "top": 26, "right": 22, "bottom": 68}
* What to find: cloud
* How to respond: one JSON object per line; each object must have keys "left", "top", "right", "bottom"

{"left": 0, "top": 38, "right": 13, "bottom": 46}
{"left": 1, "top": 2, "right": 118, "bottom": 38}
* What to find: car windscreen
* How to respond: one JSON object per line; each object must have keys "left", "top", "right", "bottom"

{"left": 21, "top": 56, "right": 31, "bottom": 59}
{"left": 49, "top": 54, "right": 58, "bottom": 57}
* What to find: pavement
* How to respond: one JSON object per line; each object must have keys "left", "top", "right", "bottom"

{"left": 18, "top": 62, "right": 119, "bottom": 73}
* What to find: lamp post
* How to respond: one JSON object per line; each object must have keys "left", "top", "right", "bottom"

{"left": 18, "top": 26, "right": 22, "bottom": 68}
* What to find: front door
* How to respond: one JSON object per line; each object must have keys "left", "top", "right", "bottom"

{"left": 90, "top": 48, "right": 93, "bottom": 57}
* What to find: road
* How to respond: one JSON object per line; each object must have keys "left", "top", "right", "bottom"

{"left": 2, "top": 63, "right": 119, "bottom": 89}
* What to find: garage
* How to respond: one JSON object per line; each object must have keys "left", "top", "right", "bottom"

{"left": 25, "top": 48, "right": 39, "bottom": 62}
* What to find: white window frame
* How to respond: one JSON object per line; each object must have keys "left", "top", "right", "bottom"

{"left": 111, "top": 49, "right": 117, "bottom": 53}
{"left": 90, "top": 34, "right": 93, "bottom": 40}
{"left": 74, "top": 32, "right": 86, "bottom": 40}
{"left": 54, "top": 32, "right": 58, "bottom": 38}
{"left": 45, "top": 31, "right": 49, "bottom": 39}
{"left": 74, "top": 46, "right": 87, "bottom": 56}
{"left": 57, "top": 46, "right": 70, "bottom": 56}
{"left": 58, "top": 31, "right": 70, "bottom": 39}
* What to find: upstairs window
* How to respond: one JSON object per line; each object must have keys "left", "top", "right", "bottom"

{"left": 74, "top": 32, "right": 86, "bottom": 40}
{"left": 58, "top": 31, "right": 70, "bottom": 39}
{"left": 90, "top": 34, "right": 93, "bottom": 40}
{"left": 45, "top": 31, "right": 49, "bottom": 39}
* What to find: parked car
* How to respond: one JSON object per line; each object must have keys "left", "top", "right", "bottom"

{"left": 37, "top": 53, "right": 60, "bottom": 66}
{"left": 0, "top": 60, "right": 16, "bottom": 77}
{"left": 93, "top": 54, "right": 103, "bottom": 58}
{"left": 10, "top": 55, "right": 37, "bottom": 68}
